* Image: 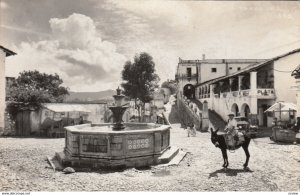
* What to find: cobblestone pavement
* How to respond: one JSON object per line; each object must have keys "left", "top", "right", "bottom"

{"left": 0, "top": 124, "right": 299, "bottom": 192}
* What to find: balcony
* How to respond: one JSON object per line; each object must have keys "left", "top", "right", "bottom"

{"left": 214, "top": 88, "right": 275, "bottom": 99}
{"left": 175, "top": 74, "right": 197, "bottom": 82}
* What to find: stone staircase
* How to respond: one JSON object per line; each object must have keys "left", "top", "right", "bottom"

{"left": 190, "top": 99, "right": 203, "bottom": 110}
{"left": 208, "top": 109, "right": 227, "bottom": 131}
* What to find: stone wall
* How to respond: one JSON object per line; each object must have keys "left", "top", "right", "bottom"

{"left": 3, "top": 110, "right": 16, "bottom": 135}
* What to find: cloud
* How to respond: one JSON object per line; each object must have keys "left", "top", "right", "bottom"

{"left": 6, "top": 13, "right": 127, "bottom": 92}
{"left": 107, "top": 0, "right": 193, "bottom": 27}
{"left": 0, "top": 1, "right": 8, "bottom": 9}
{"left": 0, "top": 24, "right": 50, "bottom": 36}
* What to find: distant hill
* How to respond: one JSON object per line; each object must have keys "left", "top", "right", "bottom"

{"left": 65, "top": 89, "right": 116, "bottom": 103}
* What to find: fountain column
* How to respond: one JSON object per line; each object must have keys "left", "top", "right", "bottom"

{"left": 109, "top": 87, "right": 129, "bottom": 131}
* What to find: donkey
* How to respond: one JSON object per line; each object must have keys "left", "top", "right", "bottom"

{"left": 210, "top": 128, "right": 251, "bottom": 170}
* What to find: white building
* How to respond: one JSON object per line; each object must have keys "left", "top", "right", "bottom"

{"left": 176, "top": 55, "right": 265, "bottom": 99}
{"left": 0, "top": 46, "right": 16, "bottom": 134}
{"left": 196, "top": 48, "right": 300, "bottom": 127}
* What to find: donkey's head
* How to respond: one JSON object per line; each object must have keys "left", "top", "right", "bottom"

{"left": 210, "top": 128, "right": 220, "bottom": 147}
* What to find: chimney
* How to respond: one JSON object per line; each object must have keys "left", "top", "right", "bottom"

{"left": 202, "top": 54, "right": 205, "bottom": 60}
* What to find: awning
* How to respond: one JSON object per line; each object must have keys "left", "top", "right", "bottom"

{"left": 42, "top": 103, "right": 91, "bottom": 113}
{"left": 264, "top": 102, "right": 297, "bottom": 113}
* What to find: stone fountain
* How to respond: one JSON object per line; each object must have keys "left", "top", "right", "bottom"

{"left": 56, "top": 88, "right": 178, "bottom": 169}
{"left": 109, "top": 87, "right": 128, "bottom": 130}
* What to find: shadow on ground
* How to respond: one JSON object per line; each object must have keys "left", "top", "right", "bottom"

{"left": 208, "top": 168, "right": 254, "bottom": 178}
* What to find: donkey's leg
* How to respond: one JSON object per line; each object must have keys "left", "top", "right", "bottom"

{"left": 221, "top": 148, "right": 229, "bottom": 168}
{"left": 242, "top": 143, "right": 250, "bottom": 168}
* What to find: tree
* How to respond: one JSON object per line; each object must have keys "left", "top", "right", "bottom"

{"left": 121, "top": 52, "right": 160, "bottom": 102}
{"left": 121, "top": 53, "right": 160, "bottom": 121}
{"left": 7, "top": 70, "right": 69, "bottom": 110}
{"left": 161, "top": 80, "right": 178, "bottom": 94}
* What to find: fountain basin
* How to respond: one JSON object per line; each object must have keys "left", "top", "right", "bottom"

{"left": 56, "top": 123, "right": 172, "bottom": 168}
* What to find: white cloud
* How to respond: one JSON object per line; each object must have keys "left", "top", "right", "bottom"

{"left": 0, "top": 1, "right": 8, "bottom": 9}
{"left": 6, "top": 13, "right": 127, "bottom": 92}
{"left": 108, "top": 0, "right": 193, "bottom": 27}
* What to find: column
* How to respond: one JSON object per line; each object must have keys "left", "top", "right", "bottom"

{"left": 250, "top": 72, "right": 257, "bottom": 92}
{"left": 210, "top": 84, "right": 215, "bottom": 110}
{"left": 210, "top": 84, "right": 215, "bottom": 98}
{"left": 250, "top": 72, "right": 258, "bottom": 115}
{"left": 202, "top": 100, "right": 209, "bottom": 131}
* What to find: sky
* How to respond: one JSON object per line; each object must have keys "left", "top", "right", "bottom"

{"left": 0, "top": 0, "right": 300, "bottom": 92}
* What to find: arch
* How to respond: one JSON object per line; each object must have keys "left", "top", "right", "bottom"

{"left": 231, "top": 103, "right": 239, "bottom": 117}
{"left": 241, "top": 103, "right": 251, "bottom": 118}
{"left": 183, "top": 84, "right": 195, "bottom": 99}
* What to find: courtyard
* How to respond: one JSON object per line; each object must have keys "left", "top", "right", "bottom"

{"left": 0, "top": 123, "right": 299, "bottom": 192}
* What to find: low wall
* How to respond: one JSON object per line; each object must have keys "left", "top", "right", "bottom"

{"left": 176, "top": 98, "right": 203, "bottom": 131}
{"left": 62, "top": 123, "right": 171, "bottom": 168}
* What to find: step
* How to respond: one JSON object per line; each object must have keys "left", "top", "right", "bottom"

{"left": 158, "top": 150, "right": 187, "bottom": 167}
{"left": 158, "top": 146, "right": 179, "bottom": 164}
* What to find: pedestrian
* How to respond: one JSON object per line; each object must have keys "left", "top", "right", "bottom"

{"left": 79, "top": 116, "right": 84, "bottom": 124}
{"left": 187, "top": 122, "right": 196, "bottom": 137}
{"left": 293, "top": 117, "right": 300, "bottom": 132}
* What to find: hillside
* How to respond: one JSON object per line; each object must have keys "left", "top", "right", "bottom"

{"left": 65, "top": 89, "right": 115, "bottom": 103}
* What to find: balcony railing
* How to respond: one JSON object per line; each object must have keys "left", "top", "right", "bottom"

{"left": 199, "top": 94, "right": 210, "bottom": 99}
{"left": 175, "top": 74, "right": 197, "bottom": 81}
{"left": 221, "top": 92, "right": 228, "bottom": 98}
{"left": 232, "top": 91, "right": 239, "bottom": 97}
{"left": 240, "top": 90, "right": 250, "bottom": 97}
{"left": 214, "top": 89, "right": 275, "bottom": 99}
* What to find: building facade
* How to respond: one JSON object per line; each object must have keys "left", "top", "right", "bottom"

{"left": 195, "top": 48, "right": 300, "bottom": 127}
{"left": 0, "top": 46, "right": 16, "bottom": 134}
{"left": 176, "top": 55, "right": 265, "bottom": 100}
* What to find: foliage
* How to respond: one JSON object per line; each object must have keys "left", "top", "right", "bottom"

{"left": 7, "top": 70, "right": 69, "bottom": 110}
{"left": 231, "top": 78, "right": 239, "bottom": 91}
{"left": 213, "top": 83, "right": 221, "bottom": 94}
{"left": 241, "top": 75, "right": 250, "bottom": 90}
{"left": 221, "top": 81, "right": 230, "bottom": 93}
{"left": 161, "top": 80, "right": 177, "bottom": 94}
{"left": 121, "top": 52, "right": 160, "bottom": 103}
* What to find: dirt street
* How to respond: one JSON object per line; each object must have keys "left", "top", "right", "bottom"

{"left": 0, "top": 124, "right": 299, "bottom": 192}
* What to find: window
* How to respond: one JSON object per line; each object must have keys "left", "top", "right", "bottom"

{"left": 211, "top": 68, "right": 217, "bottom": 73}
{"left": 237, "top": 67, "right": 241, "bottom": 71}
{"left": 186, "top": 68, "right": 192, "bottom": 78}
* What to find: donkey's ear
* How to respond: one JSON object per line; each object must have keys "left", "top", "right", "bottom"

{"left": 210, "top": 128, "right": 214, "bottom": 133}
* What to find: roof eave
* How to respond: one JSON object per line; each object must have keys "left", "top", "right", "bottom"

{"left": 0, "top": 46, "right": 17, "bottom": 57}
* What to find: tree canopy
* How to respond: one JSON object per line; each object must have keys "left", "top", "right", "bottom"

{"left": 7, "top": 70, "right": 69, "bottom": 109}
{"left": 161, "top": 80, "right": 177, "bottom": 94}
{"left": 121, "top": 52, "right": 160, "bottom": 103}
